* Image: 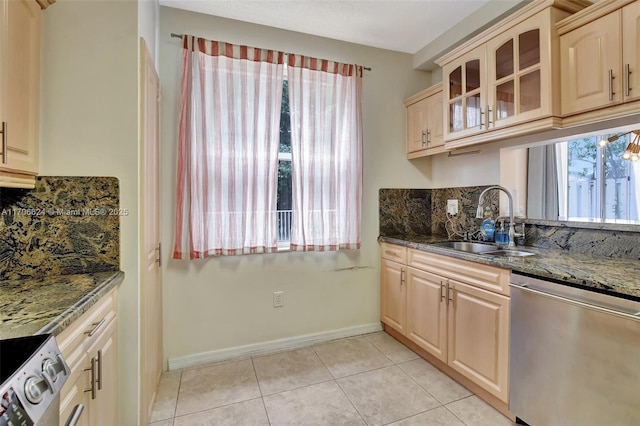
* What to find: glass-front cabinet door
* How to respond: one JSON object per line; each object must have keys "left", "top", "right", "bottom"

{"left": 487, "top": 10, "right": 552, "bottom": 129}
{"left": 442, "top": 45, "right": 487, "bottom": 141}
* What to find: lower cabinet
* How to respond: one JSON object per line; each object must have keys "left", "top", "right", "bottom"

{"left": 381, "top": 244, "right": 511, "bottom": 404}
{"left": 58, "top": 289, "right": 118, "bottom": 426}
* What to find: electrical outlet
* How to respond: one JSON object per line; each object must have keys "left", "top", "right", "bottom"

{"left": 447, "top": 199, "right": 459, "bottom": 215}
{"left": 273, "top": 291, "right": 284, "bottom": 308}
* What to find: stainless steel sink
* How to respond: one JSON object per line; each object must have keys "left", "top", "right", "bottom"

{"left": 483, "top": 249, "right": 536, "bottom": 257}
{"left": 431, "top": 241, "right": 499, "bottom": 253}
{"left": 431, "top": 241, "right": 536, "bottom": 257}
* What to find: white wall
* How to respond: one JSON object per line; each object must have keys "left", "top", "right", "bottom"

{"left": 159, "top": 7, "right": 433, "bottom": 363}
{"left": 40, "top": 0, "right": 140, "bottom": 423}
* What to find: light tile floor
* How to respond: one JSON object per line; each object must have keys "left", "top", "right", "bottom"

{"left": 149, "top": 332, "right": 516, "bottom": 426}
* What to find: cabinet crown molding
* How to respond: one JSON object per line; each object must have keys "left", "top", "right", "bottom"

{"left": 435, "top": 0, "right": 590, "bottom": 66}
{"left": 403, "top": 82, "right": 443, "bottom": 107}
{"left": 556, "top": 0, "right": 635, "bottom": 35}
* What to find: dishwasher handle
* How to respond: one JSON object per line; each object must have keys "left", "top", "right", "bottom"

{"left": 510, "top": 278, "right": 640, "bottom": 321}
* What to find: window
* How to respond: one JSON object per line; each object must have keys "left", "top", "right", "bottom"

{"left": 277, "top": 80, "right": 292, "bottom": 245}
{"left": 174, "top": 36, "right": 363, "bottom": 259}
{"left": 562, "top": 133, "right": 639, "bottom": 222}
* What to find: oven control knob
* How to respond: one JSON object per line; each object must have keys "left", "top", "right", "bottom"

{"left": 24, "top": 376, "right": 49, "bottom": 404}
{"left": 42, "top": 358, "right": 60, "bottom": 382}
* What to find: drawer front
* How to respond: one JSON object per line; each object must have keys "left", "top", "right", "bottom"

{"left": 408, "top": 249, "right": 510, "bottom": 296}
{"left": 381, "top": 243, "right": 407, "bottom": 263}
{"left": 57, "top": 288, "right": 118, "bottom": 360}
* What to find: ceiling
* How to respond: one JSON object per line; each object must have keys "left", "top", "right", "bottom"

{"left": 159, "top": 0, "right": 524, "bottom": 55}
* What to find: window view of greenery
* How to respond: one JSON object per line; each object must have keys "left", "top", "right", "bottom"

{"left": 567, "top": 133, "right": 639, "bottom": 221}
{"left": 277, "top": 80, "right": 293, "bottom": 242}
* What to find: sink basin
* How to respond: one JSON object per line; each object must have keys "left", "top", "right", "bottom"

{"left": 483, "top": 249, "right": 536, "bottom": 257}
{"left": 431, "top": 241, "right": 499, "bottom": 253}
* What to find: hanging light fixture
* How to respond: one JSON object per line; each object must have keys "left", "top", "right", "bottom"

{"left": 621, "top": 130, "right": 640, "bottom": 162}
{"left": 598, "top": 130, "right": 640, "bottom": 161}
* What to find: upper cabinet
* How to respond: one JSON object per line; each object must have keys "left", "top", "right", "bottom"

{"left": 404, "top": 83, "right": 444, "bottom": 158}
{"left": 436, "top": 0, "right": 590, "bottom": 148}
{"left": 559, "top": 0, "right": 640, "bottom": 120}
{"left": 0, "top": 0, "right": 47, "bottom": 189}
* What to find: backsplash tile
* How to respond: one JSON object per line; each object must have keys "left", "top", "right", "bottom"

{"left": 379, "top": 189, "right": 431, "bottom": 238}
{"left": 0, "top": 176, "right": 120, "bottom": 280}
{"left": 379, "top": 187, "right": 640, "bottom": 260}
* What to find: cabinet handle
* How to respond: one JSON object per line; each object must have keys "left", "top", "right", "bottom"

{"left": 426, "top": 129, "right": 431, "bottom": 146}
{"left": 448, "top": 282, "right": 454, "bottom": 304}
{"left": 479, "top": 108, "right": 485, "bottom": 130}
{"left": 384, "top": 250, "right": 397, "bottom": 257}
{"left": 487, "top": 105, "right": 493, "bottom": 128}
{"left": 625, "top": 64, "right": 631, "bottom": 97}
{"left": 84, "top": 357, "right": 96, "bottom": 400}
{"left": 400, "top": 268, "right": 405, "bottom": 286}
{"left": 609, "top": 69, "right": 615, "bottom": 101}
{"left": 84, "top": 318, "right": 106, "bottom": 337}
{"left": 440, "top": 281, "right": 446, "bottom": 302}
{"left": 96, "top": 349, "right": 103, "bottom": 391}
{"left": 156, "top": 242, "right": 162, "bottom": 267}
{"left": 64, "top": 404, "right": 84, "bottom": 426}
{"left": 421, "top": 130, "right": 426, "bottom": 146}
{"left": 1, "top": 122, "right": 6, "bottom": 164}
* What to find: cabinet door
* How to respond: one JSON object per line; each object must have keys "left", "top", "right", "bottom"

{"left": 406, "top": 98, "right": 429, "bottom": 154}
{"left": 487, "top": 10, "right": 551, "bottom": 129}
{"left": 406, "top": 268, "right": 447, "bottom": 362}
{"left": 59, "top": 352, "right": 90, "bottom": 426}
{"left": 622, "top": 1, "right": 640, "bottom": 102}
{"left": 447, "top": 280, "right": 510, "bottom": 402}
{"left": 380, "top": 258, "right": 406, "bottom": 335}
{"left": 560, "top": 10, "right": 622, "bottom": 116}
{"left": 426, "top": 89, "right": 444, "bottom": 148}
{"left": 443, "top": 45, "right": 487, "bottom": 141}
{"left": 87, "top": 318, "right": 118, "bottom": 426}
{"left": 2, "top": 0, "right": 39, "bottom": 174}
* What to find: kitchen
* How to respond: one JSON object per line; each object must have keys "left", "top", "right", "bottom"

{"left": 0, "top": 0, "right": 639, "bottom": 425}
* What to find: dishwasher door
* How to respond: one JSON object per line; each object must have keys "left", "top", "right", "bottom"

{"left": 509, "top": 274, "right": 640, "bottom": 426}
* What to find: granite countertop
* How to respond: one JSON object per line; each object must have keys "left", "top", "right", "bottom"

{"left": 0, "top": 270, "right": 124, "bottom": 339}
{"left": 380, "top": 235, "right": 640, "bottom": 301}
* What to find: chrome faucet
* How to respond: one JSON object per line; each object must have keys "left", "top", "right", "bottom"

{"left": 475, "top": 185, "right": 524, "bottom": 248}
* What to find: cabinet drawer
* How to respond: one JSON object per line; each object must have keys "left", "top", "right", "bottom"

{"left": 57, "top": 289, "right": 118, "bottom": 360}
{"left": 380, "top": 243, "right": 407, "bottom": 263}
{"left": 408, "top": 249, "right": 510, "bottom": 296}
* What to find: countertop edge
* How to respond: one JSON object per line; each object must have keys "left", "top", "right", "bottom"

{"left": 35, "top": 270, "right": 125, "bottom": 337}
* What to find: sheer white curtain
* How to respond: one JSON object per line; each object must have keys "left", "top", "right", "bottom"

{"left": 555, "top": 141, "right": 569, "bottom": 219}
{"left": 287, "top": 56, "right": 363, "bottom": 251}
{"left": 173, "top": 37, "right": 284, "bottom": 259}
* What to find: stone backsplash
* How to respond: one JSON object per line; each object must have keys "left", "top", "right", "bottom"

{"left": 0, "top": 176, "right": 120, "bottom": 280}
{"left": 380, "top": 187, "right": 640, "bottom": 259}
{"left": 379, "top": 186, "right": 498, "bottom": 238}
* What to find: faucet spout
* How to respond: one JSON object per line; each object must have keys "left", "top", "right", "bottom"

{"left": 476, "top": 185, "right": 523, "bottom": 247}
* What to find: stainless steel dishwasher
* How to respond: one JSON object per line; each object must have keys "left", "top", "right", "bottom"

{"left": 509, "top": 273, "right": 640, "bottom": 426}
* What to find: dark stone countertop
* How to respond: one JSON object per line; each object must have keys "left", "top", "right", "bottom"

{"left": 380, "top": 235, "right": 640, "bottom": 301}
{"left": 0, "top": 270, "right": 124, "bottom": 339}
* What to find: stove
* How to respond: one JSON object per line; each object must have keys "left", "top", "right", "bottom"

{"left": 0, "top": 334, "right": 70, "bottom": 426}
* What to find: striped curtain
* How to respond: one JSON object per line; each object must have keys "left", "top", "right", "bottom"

{"left": 173, "top": 36, "right": 285, "bottom": 258}
{"left": 287, "top": 55, "right": 363, "bottom": 251}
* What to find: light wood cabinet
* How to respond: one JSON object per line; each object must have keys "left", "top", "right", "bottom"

{"left": 381, "top": 258, "right": 406, "bottom": 335}
{"left": 0, "top": 0, "right": 41, "bottom": 188}
{"left": 380, "top": 244, "right": 511, "bottom": 403}
{"left": 447, "top": 279, "right": 510, "bottom": 402}
{"left": 406, "top": 267, "right": 447, "bottom": 362}
{"left": 404, "top": 84, "right": 444, "bottom": 158}
{"left": 436, "top": 0, "right": 587, "bottom": 148}
{"left": 559, "top": 0, "right": 640, "bottom": 117}
{"left": 58, "top": 289, "right": 118, "bottom": 426}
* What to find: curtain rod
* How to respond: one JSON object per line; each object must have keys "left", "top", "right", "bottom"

{"left": 170, "top": 33, "right": 372, "bottom": 71}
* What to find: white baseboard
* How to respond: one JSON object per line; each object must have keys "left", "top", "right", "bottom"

{"left": 167, "top": 322, "right": 383, "bottom": 371}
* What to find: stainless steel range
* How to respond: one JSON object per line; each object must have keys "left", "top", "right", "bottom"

{"left": 0, "top": 334, "right": 71, "bottom": 426}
